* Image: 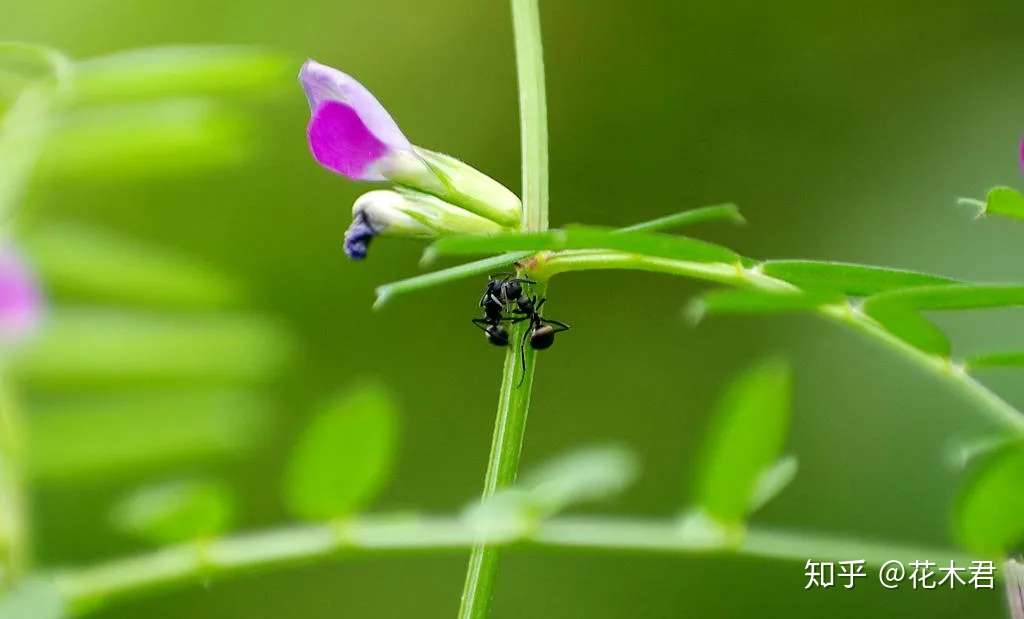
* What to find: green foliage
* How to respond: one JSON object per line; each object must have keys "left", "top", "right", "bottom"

{"left": 27, "top": 390, "right": 272, "bottom": 482}
{"left": 966, "top": 351, "right": 1024, "bottom": 369}
{"left": 24, "top": 223, "right": 242, "bottom": 308}
{"left": 519, "top": 445, "right": 638, "bottom": 515}
{"left": 863, "top": 285, "right": 1024, "bottom": 356}
{"left": 692, "top": 359, "right": 793, "bottom": 528}
{"left": 284, "top": 384, "right": 398, "bottom": 520}
{"left": 11, "top": 309, "right": 294, "bottom": 387}
{"left": 617, "top": 203, "right": 744, "bottom": 233}
{"left": 0, "top": 578, "right": 64, "bottom": 619}
{"left": 761, "top": 260, "right": 956, "bottom": 296}
{"left": 426, "top": 226, "right": 740, "bottom": 265}
{"left": 464, "top": 445, "right": 638, "bottom": 537}
{"left": 954, "top": 441, "right": 1024, "bottom": 555}
{"left": 69, "top": 46, "right": 292, "bottom": 104}
{"left": 36, "top": 99, "right": 252, "bottom": 179}
{"left": 690, "top": 289, "right": 842, "bottom": 322}
{"left": 747, "top": 455, "right": 799, "bottom": 514}
{"left": 375, "top": 252, "right": 532, "bottom": 308}
{"left": 110, "top": 479, "right": 234, "bottom": 544}
{"left": 981, "top": 186, "right": 1024, "bottom": 222}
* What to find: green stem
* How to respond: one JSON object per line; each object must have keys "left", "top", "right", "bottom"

{"left": 459, "top": 2, "right": 549, "bottom": 616}
{"left": 55, "top": 515, "right": 972, "bottom": 616}
{"left": 0, "top": 376, "right": 29, "bottom": 588}
{"left": 531, "top": 250, "right": 1024, "bottom": 434}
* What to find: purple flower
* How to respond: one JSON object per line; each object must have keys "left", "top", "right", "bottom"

{"left": 0, "top": 248, "right": 42, "bottom": 344}
{"left": 301, "top": 60, "right": 415, "bottom": 182}
{"left": 299, "top": 60, "right": 522, "bottom": 255}
{"left": 1020, "top": 138, "right": 1023, "bottom": 173}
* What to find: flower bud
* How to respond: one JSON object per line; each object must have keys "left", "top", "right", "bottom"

{"left": 344, "top": 189, "right": 507, "bottom": 260}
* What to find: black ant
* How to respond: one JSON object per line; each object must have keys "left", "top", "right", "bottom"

{"left": 472, "top": 274, "right": 570, "bottom": 383}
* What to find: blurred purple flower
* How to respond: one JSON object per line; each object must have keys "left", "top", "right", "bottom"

{"left": 0, "top": 248, "right": 42, "bottom": 343}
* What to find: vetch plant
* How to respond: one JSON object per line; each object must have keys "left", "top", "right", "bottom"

{"left": 3, "top": 4, "right": 1024, "bottom": 619}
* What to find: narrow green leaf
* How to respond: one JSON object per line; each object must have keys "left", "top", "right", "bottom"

{"left": 866, "top": 284, "right": 1024, "bottom": 311}
{"left": 762, "top": 260, "right": 956, "bottom": 296}
{"left": 0, "top": 86, "right": 50, "bottom": 220}
{"left": 11, "top": 309, "right": 294, "bottom": 387}
{"left": 426, "top": 226, "right": 740, "bottom": 265}
{"left": 110, "top": 479, "right": 234, "bottom": 544}
{"left": 520, "top": 445, "right": 639, "bottom": 515}
{"left": 0, "top": 578, "right": 65, "bottom": 619}
{"left": 70, "top": 46, "right": 291, "bottom": 104}
{"left": 983, "top": 186, "right": 1024, "bottom": 222}
{"left": 693, "top": 359, "right": 792, "bottom": 527}
{"left": 27, "top": 390, "right": 272, "bottom": 482}
{"left": 619, "top": 203, "right": 744, "bottom": 233}
{"left": 862, "top": 303, "right": 950, "bottom": 356}
{"left": 375, "top": 252, "right": 531, "bottom": 309}
{"left": 689, "top": 289, "right": 842, "bottom": 323}
{"left": 23, "top": 223, "right": 243, "bottom": 308}
{"left": 748, "top": 455, "right": 799, "bottom": 513}
{"left": 954, "top": 441, "right": 1024, "bottom": 555}
{"left": 284, "top": 384, "right": 398, "bottom": 520}
{"left": 35, "top": 99, "right": 252, "bottom": 179}
{"left": 967, "top": 352, "right": 1024, "bottom": 369}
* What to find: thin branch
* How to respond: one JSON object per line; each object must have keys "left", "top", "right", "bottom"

{"left": 53, "top": 515, "right": 971, "bottom": 616}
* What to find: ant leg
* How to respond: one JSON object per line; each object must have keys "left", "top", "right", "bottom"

{"left": 534, "top": 296, "right": 546, "bottom": 313}
{"left": 516, "top": 323, "right": 532, "bottom": 387}
{"left": 471, "top": 318, "right": 492, "bottom": 333}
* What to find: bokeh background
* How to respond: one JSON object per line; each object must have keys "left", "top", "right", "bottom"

{"left": 4, "top": 1, "right": 1024, "bottom": 617}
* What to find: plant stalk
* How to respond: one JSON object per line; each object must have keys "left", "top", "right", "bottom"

{"left": 54, "top": 515, "right": 978, "bottom": 617}
{"left": 458, "top": 1, "right": 549, "bottom": 617}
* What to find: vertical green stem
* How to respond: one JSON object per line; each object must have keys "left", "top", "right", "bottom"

{"left": 458, "top": 1, "right": 549, "bottom": 617}
{"left": 0, "top": 374, "right": 29, "bottom": 588}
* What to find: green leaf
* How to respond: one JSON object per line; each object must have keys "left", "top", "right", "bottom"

{"left": 426, "top": 226, "right": 741, "bottom": 265}
{"left": 862, "top": 303, "right": 950, "bottom": 356}
{"left": 619, "top": 203, "right": 744, "bottom": 233}
{"left": 865, "top": 284, "right": 1024, "bottom": 311}
{"left": 35, "top": 99, "right": 252, "bottom": 179}
{"left": 375, "top": 252, "right": 531, "bottom": 309}
{"left": 689, "top": 289, "right": 842, "bottom": 323}
{"left": 520, "top": 445, "right": 639, "bottom": 515}
{"left": 693, "top": 359, "right": 792, "bottom": 528}
{"left": 27, "top": 390, "right": 272, "bottom": 482}
{"left": 862, "top": 285, "right": 1024, "bottom": 356}
{"left": 70, "top": 46, "right": 291, "bottom": 104}
{"left": 284, "top": 384, "right": 398, "bottom": 520}
{"left": 954, "top": 441, "right": 1024, "bottom": 555}
{"left": 747, "top": 455, "right": 798, "bottom": 513}
{"left": 983, "top": 186, "right": 1024, "bottom": 222}
{"left": 966, "top": 352, "right": 1024, "bottom": 369}
{"left": 23, "top": 222, "right": 243, "bottom": 308}
{"left": 11, "top": 309, "right": 294, "bottom": 387}
{"left": 761, "top": 260, "right": 956, "bottom": 296}
{"left": 110, "top": 479, "right": 234, "bottom": 544}
{"left": 0, "top": 578, "right": 65, "bottom": 619}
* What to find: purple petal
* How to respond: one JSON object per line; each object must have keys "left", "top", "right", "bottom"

{"left": 1020, "top": 138, "right": 1023, "bottom": 173}
{"left": 343, "top": 209, "right": 378, "bottom": 260}
{"left": 308, "top": 101, "right": 394, "bottom": 180}
{"left": 300, "top": 60, "right": 411, "bottom": 152}
{"left": 0, "top": 249, "right": 42, "bottom": 342}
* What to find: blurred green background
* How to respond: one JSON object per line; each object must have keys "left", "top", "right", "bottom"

{"left": 4, "top": 0, "right": 1024, "bottom": 617}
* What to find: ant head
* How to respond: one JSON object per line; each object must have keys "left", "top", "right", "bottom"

{"left": 502, "top": 279, "right": 523, "bottom": 300}
{"left": 529, "top": 324, "right": 556, "bottom": 350}
{"left": 486, "top": 324, "right": 509, "bottom": 347}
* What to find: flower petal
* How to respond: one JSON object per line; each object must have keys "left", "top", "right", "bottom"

{"left": 0, "top": 248, "right": 42, "bottom": 342}
{"left": 299, "top": 60, "right": 410, "bottom": 152}
{"left": 308, "top": 101, "right": 393, "bottom": 180}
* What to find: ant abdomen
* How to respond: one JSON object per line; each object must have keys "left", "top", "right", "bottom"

{"left": 530, "top": 325, "right": 556, "bottom": 349}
